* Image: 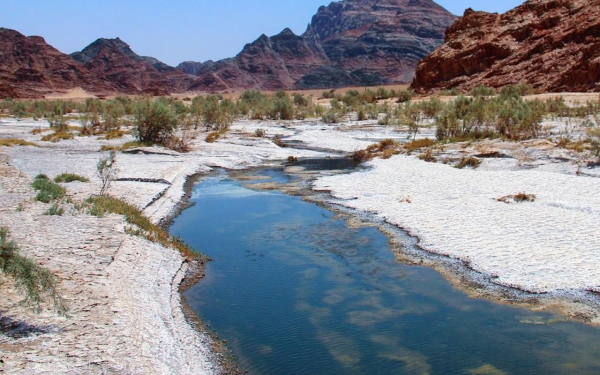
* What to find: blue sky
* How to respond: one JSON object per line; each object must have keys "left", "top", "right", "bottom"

{"left": 1, "top": 0, "right": 524, "bottom": 66}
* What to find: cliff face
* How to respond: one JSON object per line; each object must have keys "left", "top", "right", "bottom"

{"left": 71, "top": 38, "right": 194, "bottom": 96}
{"left": 0, "top": 28, "right": 111, "bottom": 98}
{"left": 411, "top": 0, "right": 600, "bottom": 93}
{"left": 187, "top": 0, "right": 456, "bottom": 91}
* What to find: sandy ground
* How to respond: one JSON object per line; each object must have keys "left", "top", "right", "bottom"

{"left": 0, "top": 106, "right": 599, "bottom": 372}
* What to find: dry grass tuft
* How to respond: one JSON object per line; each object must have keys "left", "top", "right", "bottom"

{"left": 41, "top": 131, "right": 74, "bottom": 142}
{"left": 497, "top": 192, "right": 536, "bottom": 204}
{"left": 404, "top": 138, "right": 436, "bottom": 152}
{"left": 85, "top": 196, "right": 206, "bottom": 260}
{"left": 455, "top": 156, "right": 482, "bottom": 169}
{"left": 0, "top": 138, "right": 38, "bottom": 147}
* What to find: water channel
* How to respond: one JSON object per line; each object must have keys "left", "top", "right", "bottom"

{"left": 170, "top": 164, "right": 600, "bottom": 375}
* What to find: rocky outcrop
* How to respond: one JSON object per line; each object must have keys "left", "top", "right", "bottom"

{"left": 71, "top": 38, "right": 194, "bottom": 96}
{"left": 0, "top": 28, "right": 111, "bottom": 98}
{"left": 186, "top": 0, "right": 456, "bottom": 91}
{"left": 411, "top": 0, "right": 600, "bottom": 93}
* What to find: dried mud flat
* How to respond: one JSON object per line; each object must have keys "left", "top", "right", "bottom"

{"left": 0, "top": 103, "right": 600, "bottom": 373}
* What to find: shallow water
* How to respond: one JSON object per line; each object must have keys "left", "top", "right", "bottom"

{"left": 171, "top": 168, "right": 600, "bottom": 375}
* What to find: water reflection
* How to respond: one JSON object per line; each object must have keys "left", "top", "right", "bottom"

{"left": 170, "top": 169, "right": 600, "bottom": 375}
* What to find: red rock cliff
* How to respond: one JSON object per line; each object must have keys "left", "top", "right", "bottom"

{"left": 411, "top": 0, "right": 600, "bottom": 93}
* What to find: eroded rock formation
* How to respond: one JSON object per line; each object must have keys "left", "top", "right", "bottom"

{"left": 0, "top": 28, "right": 111, "bottom": 98}
{"left": 411, "top": 0, "right": 600, "bottom": 93}
{"left": 71, "top": 38, "right": 194, "bottom": 96}
{"left": 185, "top": 0, "right": 456, "bottom": 91}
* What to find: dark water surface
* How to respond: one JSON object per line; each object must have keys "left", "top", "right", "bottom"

{"left": 171, "top": 168, "right": 600, "bottom": 375}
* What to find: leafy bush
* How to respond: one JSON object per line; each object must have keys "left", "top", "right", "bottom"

{"left": 470, "top": 84, "right": 496, "bottom": 98}
{"left": 32, "top": 174, "right": 66, "bottom": 203}
{"left": 133, "top": 99, "right": 177, "bottom": 145}
{"left": 54, "top": 173, "right": 89, "bottom": 183}
{"left": 396, "top": 89, "right": 413, "bottom": 103}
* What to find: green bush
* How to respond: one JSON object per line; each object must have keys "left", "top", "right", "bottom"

{"left": 54, "top": 173, "right": 89, "bottom": 183}
{"left": 470, "top": 84, "right": 496, "bottom": 98}
{"left": 32, "top": 174, "right": 66, "bottom": 203}
{"left": 45, "top": 203, "right": 64, "bottom": 216}
{"left": 133, "top": 99, "right": 177, "bottom": 145}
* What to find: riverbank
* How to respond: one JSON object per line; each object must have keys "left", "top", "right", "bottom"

{"left": 0, "top": 117, "right": 327, "bottom": 373}
{"left": 1, "top": 108, "right": 600, "bottom": 371}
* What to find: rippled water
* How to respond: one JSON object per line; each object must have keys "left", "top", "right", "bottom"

{"left": 170, "top": 168, "right": 600, "bottom": 375}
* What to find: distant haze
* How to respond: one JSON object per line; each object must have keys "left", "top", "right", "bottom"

{"left": 2, "top": 0, "right": 524, "bottom": 66}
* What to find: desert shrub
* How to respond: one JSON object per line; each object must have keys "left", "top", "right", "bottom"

{"left": 499, "top": 83, "right": 531, "bottom": 100}
{"left": 357, "top": 107, "right": 368, "bottom": 121}
{"left": 353, "top": 139, "right": 399, "bottom": 163}
{"left": 45, "top": 203, "right": 64, "bottom": 216}
{"left": 455, "top": 156, "right": 482, "bottom": 169}
{"left": 32, "top": 174, "right": 66, "bottom": 203}
{"left": 40, "top": 131, "right": 74, "bottom": 142}
{"left": 396, "top": 89, "right": 413, "bottom": 103}
{"left": 205, "top": 128, "right": 228, "bottom": 143}
{"left": 254, "top": 128, "right": 266, "bottom": 138}
{"left": 322, "top": 90, "right": 336, "bottom": 99}
{"left": 85, "top": 196, "right": 203, "bottom": 260}
{"left": 352, "top": 149, "right": 370, "bottom": 163}
{"left": 497, "top": 193, "right": 536, "bottom": 203}
{"left": 418, "top": 149, "right": 437, "bottom": 163}
{"left": 272, "top": 134, "right": 286, "bottom": 147}
{"left": 0, "top": 138, "right": 38, "bottom": 147}
{"left": 103, "top": 129, "right": 125, "bottom": 140}
{"left": 293, "top": 93, "right": 309, "bottom": 107}
{"left": 133, "top": 99, "right": 177, "bottom": 145}
{"left": 54, "top": 173, "right": 89, "bottom": 183}
{"left": 470, "top": 84, "right": 496, "bottom": 98}
{"left": 439, "top": 88, "right": 460, "bottom": 96}
{"left": 270, "top": 94, "right": 294, "bottom": 120}
{"left": 322, "top": 108, "right": 340, "bottom": 124}
{"left": 0, "top": 228, "right": 67, "bottom": 314}
{"left": 404, "top": 138, "right": 436, "bottom": 151}
{"left": 587, "top": 128, "right": 600, "bottom": 157}
{"left": 419, "top": 97, "right": 444, "bottom": 118}
{"left": 97, "top": 151, "right": 118, "bottom": 196}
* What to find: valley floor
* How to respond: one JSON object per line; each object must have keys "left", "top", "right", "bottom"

{"left": 0, "top": 110, "right": 599, "bottom": 372}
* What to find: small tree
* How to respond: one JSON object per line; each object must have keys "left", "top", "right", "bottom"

{"left": 133, "top": 99, "right": 177, "bottom": 145}
{"left": 97, "top": 151, "right": 118, "bottom": 196}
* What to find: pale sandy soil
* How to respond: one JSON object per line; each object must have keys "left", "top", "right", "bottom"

{"left": 0, "top": 101, "right": 599, "bottom": 372}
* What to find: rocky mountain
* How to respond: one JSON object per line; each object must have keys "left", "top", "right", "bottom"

{"left": 71, "top": 38, "right": 194, "bottom": 96}
{"left": 0, "top": 28, "right": 111, "bottom": 98}
{"left": 185, "top": 0, "right": 456, "bottom": 91}
{"left": 411, "top": 0, "right": 600, "bottom": 93}
{"left": 0, "top": 0, "right": 458, "bottom": 98}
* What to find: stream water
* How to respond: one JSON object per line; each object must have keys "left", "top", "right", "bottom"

{"left": 170, "top": 166, "right": 600, "bottom": 375}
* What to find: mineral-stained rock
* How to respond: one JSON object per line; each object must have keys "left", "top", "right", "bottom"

{"left": 71, "top": 38, "right": 194, "bottom": 96}
{"left": 411, "top": 0, "right": 600, "bottom": 93}
{"left": 0, "top": 28, "right": 111, "bottom": 99}
{"left": 186, "top": 0, "right": 456, "bottom": 91}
